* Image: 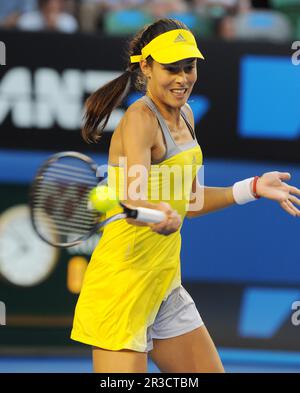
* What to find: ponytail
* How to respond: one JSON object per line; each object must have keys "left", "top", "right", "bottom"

{"left": 82, "top": 70, "right": 131, "bottom": 143}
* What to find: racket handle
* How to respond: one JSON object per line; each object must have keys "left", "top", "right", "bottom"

{"left": 135, "top": 207, "right": 166, "bottom": 223}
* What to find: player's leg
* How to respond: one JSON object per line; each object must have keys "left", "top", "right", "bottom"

{"left": 92, "top": 347, "right": 148, "bottom": 373}
{"left": 149, "top": 325, "right": 224, "bottom": 373}
{"left": 147, "top": 286, "right": 224, "bottom": 373}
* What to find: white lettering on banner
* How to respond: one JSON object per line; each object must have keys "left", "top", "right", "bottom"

{"left": 0, "top": 41, "right": 5, "bottom": 65}
{"left": 0, "top": 301, "right": 6, "bottom": 325}
{"left": 0, "top": 68, "right": 32, "bottom": 127}
{"left": 0, "top": 67, "right": 124, "bottom": 131}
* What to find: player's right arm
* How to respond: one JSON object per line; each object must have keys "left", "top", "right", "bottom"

{"left": 120, "top": 104, "right": 181, "bottom": 235}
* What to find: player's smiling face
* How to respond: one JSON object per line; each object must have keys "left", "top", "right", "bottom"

{"left": 146, "top": 58, "right": 197, "bottom": 108}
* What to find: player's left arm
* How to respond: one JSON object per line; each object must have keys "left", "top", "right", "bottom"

{"left": 183, "top": 104, "right": 300, "bottom": 218}
{"left": 186, "top": 179, "right": 234, "bottom": 218}
{"left": 187, "top": 171, "right": 300, "bottom": 218}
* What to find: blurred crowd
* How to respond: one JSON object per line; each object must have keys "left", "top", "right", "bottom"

{"left": 0, "top": 0, "right": 299, "bottom": 41}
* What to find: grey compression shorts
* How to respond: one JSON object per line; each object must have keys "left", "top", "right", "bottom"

{"left": 146, "top": 285, "right": 204, "bottom": 352}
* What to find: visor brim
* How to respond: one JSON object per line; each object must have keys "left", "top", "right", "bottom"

{"left": 151, "top": 45, "right": 204, "bottom": 64}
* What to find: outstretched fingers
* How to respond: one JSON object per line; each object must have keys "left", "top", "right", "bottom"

{"left": 289, "top": 194, "right": 300, "bottom": 206}
{"left": 286, "top": 200, "right": 300, "bottom": 216}
{"left": 281, "top": 181, "right": 300, "bottom": 195}
{"left": 281, "top": 199, "right": 300, "bottom": 217}
{"left": 281, "top": 200, "right": 297, "bottom": 216}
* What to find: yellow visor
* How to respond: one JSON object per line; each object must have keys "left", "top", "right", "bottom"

{"left": 130, "top": 29, "right": 204, "bottom": 64}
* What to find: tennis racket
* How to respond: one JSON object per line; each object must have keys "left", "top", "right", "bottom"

{"left": 29, "top": 151, "right": 165, "bottom": 248}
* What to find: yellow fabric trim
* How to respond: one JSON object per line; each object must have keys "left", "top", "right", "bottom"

{"left": 130, "top": 55, "right": 142, "bottom": 63}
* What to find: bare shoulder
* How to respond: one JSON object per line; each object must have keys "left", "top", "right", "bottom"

{"left": 182, "top": 102, "right": 195, "bottom": 129}
{"left": 121, "top": 99, "right": 158, "bottom": 145}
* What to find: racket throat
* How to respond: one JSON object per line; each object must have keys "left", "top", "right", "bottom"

{"left": 120, "top": 203, "right": 138, "bottom": 220}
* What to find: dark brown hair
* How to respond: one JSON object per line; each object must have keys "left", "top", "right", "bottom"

{"left": 82, "top": 18, "right": 189, "bottom": 143}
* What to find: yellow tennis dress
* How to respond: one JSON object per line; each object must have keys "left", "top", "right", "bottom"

{"left": 71, "top": 96, "right": 203, "bottom": 352}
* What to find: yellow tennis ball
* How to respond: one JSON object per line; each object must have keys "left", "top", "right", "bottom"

{"left": 89, "top": 185, "right": 118, "bottom": 213}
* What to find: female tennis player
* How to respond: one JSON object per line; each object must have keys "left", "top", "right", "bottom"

{"left": 70, "top": 18, "right": 300, "bottom": 373}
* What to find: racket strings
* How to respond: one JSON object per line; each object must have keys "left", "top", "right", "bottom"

{"left": 32, "top": 158, "right": 100, "bottom": 244}
{"left": 44, "top": 169, "right": 97, "bottom": 185}
{"left": 34, "top": 186, "right": 95, "bottom": 219}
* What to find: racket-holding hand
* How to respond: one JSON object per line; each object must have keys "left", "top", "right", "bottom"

{"left": 147, "top": 202, "right": 181, "bottom": 235}
{"left": 255, "top": 171, "right": 300, "bottom": 217}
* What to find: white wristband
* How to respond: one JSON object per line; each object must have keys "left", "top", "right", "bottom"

{"left": 232, "top": 177, "right": 257, "bottom": 205}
